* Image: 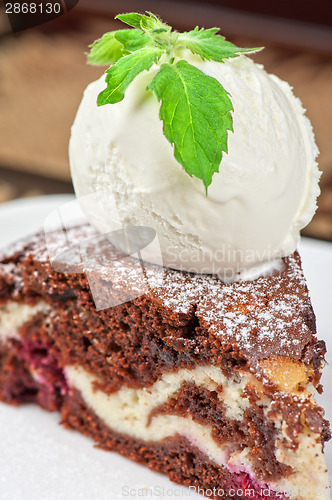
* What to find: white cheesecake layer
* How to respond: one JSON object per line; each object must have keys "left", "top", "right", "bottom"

{"left": 65, "top": 364, "right": 330, "bottom": 499}
{"left": 65, "top": 364, "right": 250, "bottom": 429}
{"left": 0, "top": 301, "right": 50, "bottom": 340}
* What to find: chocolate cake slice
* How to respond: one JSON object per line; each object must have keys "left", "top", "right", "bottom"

{"left": 0, "top": 224, "right": 330, "bottom": 500}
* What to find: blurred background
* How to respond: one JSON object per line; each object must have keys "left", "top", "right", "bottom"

{"left": 0, "top": 0, "right": 331, "bottom": 241}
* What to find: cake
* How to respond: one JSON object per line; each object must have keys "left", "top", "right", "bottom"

{"left": 0, "top": 224, "right": 330, "bottom": 499}
{"left": 0, "top": 11, "right": 330, "bottom": 500}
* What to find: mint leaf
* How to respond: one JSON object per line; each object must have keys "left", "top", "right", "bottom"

{"left": 140, "top": 11, "right": 169, "bottom": 33}
{"left": 115, "top": 13, "right": 147, "bottom": 29}
{"left": 115, "top": 12, "right": 168, "bottom": 33}
{"left": 97, "top": 46, "right": 163, "bottom": 105}
{"left": 87, "top": 32, "right": 124, "bottom": 65}
{"left": 178, "top": 27, "right": 262, "bottom": 62}
{"left": 148, "top": 60, "right": 233, "bottom": 190}
{"left": 114, "top": 29, "right": 154, "bottom": 52}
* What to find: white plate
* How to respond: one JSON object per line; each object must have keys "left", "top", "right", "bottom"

{"left": 0, "top": 195, "right": 331, "bottom": 500}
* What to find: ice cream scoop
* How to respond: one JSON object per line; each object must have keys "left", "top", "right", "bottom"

{"left": 69, "top": 54, "right": 320, "bottom": 281}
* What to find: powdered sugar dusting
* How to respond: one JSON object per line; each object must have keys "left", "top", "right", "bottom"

{"left": 0, "top": 226, "right": 316, "bottom": 362}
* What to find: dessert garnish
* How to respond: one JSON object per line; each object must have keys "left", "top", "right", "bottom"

{"left": 88, "top": 11, "right": 261, "bottom": 191}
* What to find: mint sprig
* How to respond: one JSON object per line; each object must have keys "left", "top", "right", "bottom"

{"left": 87, "top": 12, "right": 262, "bottom": 191}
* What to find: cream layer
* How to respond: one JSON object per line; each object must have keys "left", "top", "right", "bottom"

{"left": 65, "top": 365, "right": 330, "bottom": 500}
{"left": 0, "top": 301, "right": 50, "bottom": 340}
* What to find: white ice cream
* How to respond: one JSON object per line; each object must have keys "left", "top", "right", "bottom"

{"left": 69, "top": 55, "right": 320, "bottom": 281}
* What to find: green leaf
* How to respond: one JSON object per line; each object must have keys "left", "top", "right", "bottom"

{"left": 97, "top": 46, "right": 163, "bottom": 105}
{"left": 148, "top": 60, "right": 233, "bottom": 190}
{"left": 178, "top": 27, "right": 262, "bottom": 62}
{"left": 115, "top": 13, "right": 147, "bottom": 29}
{"left": 87, "top": 32, "right": 124, "bottom": 65}
{"left": 141, "top": 11, "right": 169, "bottom": 33}
{"left": 116, "top": 12, "right": 168, "bottom": 34}
{"left": 114, "top": 29, "right": 154, "bottom": 53}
